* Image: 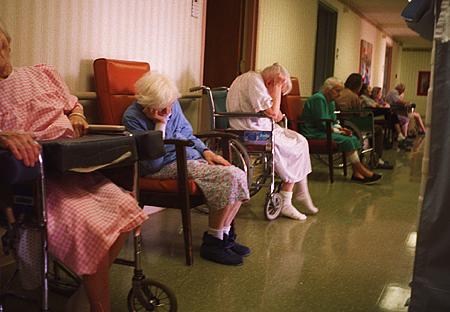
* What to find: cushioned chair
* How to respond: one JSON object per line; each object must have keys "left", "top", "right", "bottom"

{"left": 93, "top": 58, "right": 203, "bottom": 265}
{"left": 280, "top": 77, "right": 347, "bottom": 183}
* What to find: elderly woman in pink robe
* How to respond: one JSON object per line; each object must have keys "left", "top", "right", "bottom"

{"left": 0, "top": 24, "right": 147, "bottom": 312}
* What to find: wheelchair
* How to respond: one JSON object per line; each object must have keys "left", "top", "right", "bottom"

{"left": 337, "top": 109, "right": 377, "bottom": 168}
{"left": 189, "top": 86, "right": 283, "bottom": 221}
{"left": 0, "top": 130, "right": 177, "bottom": 312}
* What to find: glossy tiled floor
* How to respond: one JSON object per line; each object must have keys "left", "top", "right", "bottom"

{"left": 1, "top": 137, "right": 425, "bottom": 311}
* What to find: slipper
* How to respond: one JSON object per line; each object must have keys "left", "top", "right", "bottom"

{"left": 351, "top": 173, "right": 382, "bottom": 185}
{"left": 376, "top": 161, "right": 394, "bottom": 170}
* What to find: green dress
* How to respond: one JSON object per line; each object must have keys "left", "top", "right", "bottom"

{"left": 299, "top": 92, "right": 361, "bottom": 152}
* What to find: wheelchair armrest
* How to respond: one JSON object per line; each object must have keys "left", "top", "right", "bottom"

{"left": 318, "top": 118, "right": 335, "bottom": 123}
{"left": 42, "top": 135, "right": 139, "bottom": 174}
{"left": 195, "top": 131, "right": 240, "bottom": 140}
{"left": 0, "top": 149, "right": 41, "bottom": 184}
{"left": 215, "top": 111, "right": 271, "bottom": 119}
{"left": 163, "top": 139, "right": 195, "bottom": 147}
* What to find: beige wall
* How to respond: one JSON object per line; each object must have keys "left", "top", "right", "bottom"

{"left": 257, "top": 0, "right": 398, "bottom": 97}
{"left": 2, "top": 0, "right": 430, "bottom": 122}
{"left": 256, "top": 0, "right": 318, "bottom": 96}
{"left": 398, "top": 50, "right": 432, "bottom": 116}
{"left": 1, "top": 0, "right": 204, "bottom": 94}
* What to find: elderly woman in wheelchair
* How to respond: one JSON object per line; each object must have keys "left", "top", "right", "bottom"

{"left": 0, "top": 25, "right": 149, "bottom": 312}
{"left": 226, "top": 63, "right": 319, "bottom": 221}
{"left": 123, "top": 72, "right": 250, "bottom": 266}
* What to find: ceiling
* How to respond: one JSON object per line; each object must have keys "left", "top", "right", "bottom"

{"left": 341, "top": 0, "right": 432, "bottom": 49}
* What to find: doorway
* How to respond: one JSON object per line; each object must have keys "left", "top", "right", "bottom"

{"left": 312, "top": 2, "right": 337, "bottom": 93}
{"left": 203, "top": 0, "right": 258, "bottom": 88}
{"left": 383, "top": 45, "right": 393, "bottom": 95}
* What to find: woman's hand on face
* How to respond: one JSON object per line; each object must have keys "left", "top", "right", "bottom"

{"left": 203, "top": 150, "right": 231, "bottom": 166}
{"left": 69, "top": 115, "right": 88, "bottom": 138}
{"left": 144, "top": 107, "right": 171, "bottom": 124}
{"left": 273, "top": 73, "right": 287, "bottom": 87}
{"left": 0, "top": 132, "right": 41, "bottom": 167}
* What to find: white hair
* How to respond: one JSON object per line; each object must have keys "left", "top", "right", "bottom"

{"left": 321, "top": 77, "right": 343, "bottom": 92}
{"left": 261, "top": 63, "right": 292, "bottom": 95}
{"left": 0, "top": 20, "right": 11, "bottom": 43}
{"left": 135, "top": 72, "right": 181, "bottom": 110}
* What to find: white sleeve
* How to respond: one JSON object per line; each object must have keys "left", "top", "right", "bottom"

{"left": 154, "top": 122, "right": 167, "bottom": 138}
{"left": 248, "top": 74, "right": 273, "bottom": 112}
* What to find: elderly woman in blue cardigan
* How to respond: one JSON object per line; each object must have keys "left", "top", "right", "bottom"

{"left": 123, "top": 72, "right": 250, "bottom": 266}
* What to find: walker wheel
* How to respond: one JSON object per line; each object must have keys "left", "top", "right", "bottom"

{"left": 264, "top": 192, "right": 282, "bottom": 221}
{"left": 127, "top": 278, "right": 177, "bottom": 312}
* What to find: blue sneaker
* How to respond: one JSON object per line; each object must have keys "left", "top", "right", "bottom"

{"left": 226, "top": 229, "right": 251, "bottom": 257}
{"left": 200, "top": 232, "right": 243, "bottom": 266}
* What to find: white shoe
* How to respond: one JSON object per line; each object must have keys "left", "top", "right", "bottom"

{"left": 281, "top": 204, "right": 307, "bottom": 221}
{"left": 294, "top": 194, "right": 319, "bottom": 215}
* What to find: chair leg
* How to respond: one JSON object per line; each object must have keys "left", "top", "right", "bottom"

{"left": 180, "top": 207, "right": 193, "bottom": 266}
{"left": 342, "top": 152, "right": 347, "bottom": 177}
{"left": 328, "top": 151, "right": 334, "bottom": 183}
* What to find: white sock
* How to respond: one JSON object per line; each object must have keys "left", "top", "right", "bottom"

{"left": 398, "top": 133, "right": 405, "bottom": 141}
{"left": 279, "top": 191, "right": 307, "bottom": 221}
{"left": 378, "top": 158, "right": 385, "bottom": 165}
{"left": 294, "top": 179, "right": 319, "bottom": 214}
{"left": 223, "top": 225, "right": 231, "bottom": 236}
{"left": 208, "top": 227, "right": 223, "bottom": 240}
{"left": 280, "top": 191, "right": 293, "bottom": 205}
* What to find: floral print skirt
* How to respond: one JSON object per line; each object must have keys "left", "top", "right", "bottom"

{"left": 149, "top": 160, "right": 249, "bottom": 210}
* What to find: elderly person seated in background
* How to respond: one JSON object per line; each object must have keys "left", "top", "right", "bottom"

{"left": 299, "top": 77, "right": 382, "bottom": 184}
{"left": 0, "top": 24, "right": 148, "bottom": 312}
{"left": 334, "top": 72, "right": 362, "bottom": 111}
{"left": 226, "top": 63, "right": 319, "bottom": 221}
{"left": 123, "top": 72, "right": 250, "bottom": 266}
{"left": 386, "top": 83, "right": 426, "bottom": 136}
{"left": 359, "top": 83, "right": 380, "bottom": 109}
{"left": 335, "top": 74, "right": 393, "bottom": 170}
{"left": 371, "top": 87, "right": 390, "bottom": 108}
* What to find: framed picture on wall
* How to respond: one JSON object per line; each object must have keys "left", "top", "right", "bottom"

{"left": 359, "top": 40, "right": 373, "bottom": 85}
{"left": 417, "top": 71, "right": 431, "bottom": 96}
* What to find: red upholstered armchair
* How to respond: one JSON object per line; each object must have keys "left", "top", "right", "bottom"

{"left": 93, "top": 58, "right": 203, "bottom": 265}
{"left": 280, "top": 77, "right": 347, "bottom": 183}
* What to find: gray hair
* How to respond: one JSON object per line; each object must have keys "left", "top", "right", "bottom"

{"left": 321, "top": 77, "right": 343, "bottom": 92}
{"left": 395, "top": 83, "right": 405, "bottom": 92}
{"left": 0, "top": 20, "right": 11, "bottom": 43}
{"left": 135, "top": 72, "right": 181, "bottom": 110}
{"left": 261, "top": 63, "right": 292, "bottom": 95}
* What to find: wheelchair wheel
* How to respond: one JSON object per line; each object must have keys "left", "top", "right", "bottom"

{"left": 127, "top": 278, "right": 177, "bottom": 312}
{"left": 229, "top": 139, "right": 253, "bottom": 191}
{"left": 264, "top": 192, "right": 282, "bottom": 221}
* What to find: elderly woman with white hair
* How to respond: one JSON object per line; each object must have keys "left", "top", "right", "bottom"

{"left": 123, "top": 72, "right": 250, "bottom": 266}
{"left": 226, "top": 63, "right": 318, "bottom": 221}
{"left": 300, "top": 77, "right": 382, "bottom": 184}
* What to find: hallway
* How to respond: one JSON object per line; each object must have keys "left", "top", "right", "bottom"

{"left": 109, "top": 139, "right": 424, "bottom": 312}
{"left": 0, "top": 138, "right": 424, "bottom": 312}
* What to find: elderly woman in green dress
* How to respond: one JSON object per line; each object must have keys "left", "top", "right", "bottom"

{"left": 299, "top": 77, "right": 382, "bottom": 184}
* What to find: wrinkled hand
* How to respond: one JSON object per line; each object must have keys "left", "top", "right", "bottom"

{"left": 69, "top": 115, "right": 88, "bottom": 138}
{"left": 203, "top": 150, "right": 231, "bottom": 166}
{"left": 274, "top": 111, "right": 284, "bottom": 123}
{"left": 340, "top": 128, "right": 352, "bottom": 136}
{"left": 0, "top": 132, "right": 41, "bottom": 167}
{"left": 144, "top": 108, "right": 170, "bottom": 124}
